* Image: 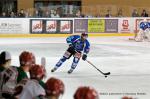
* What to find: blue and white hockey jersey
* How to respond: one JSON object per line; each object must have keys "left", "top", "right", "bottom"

{"left": 66, "top": 35, "right": 90, "bottom": 54}
{"left": 140, "top": 21, "right": 149, "bottom": 30}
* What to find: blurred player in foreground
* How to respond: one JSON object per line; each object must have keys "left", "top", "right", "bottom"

{"left": 14, "top": 64, "right": 46, "bottom": 99}
{"left": 0, "top": 51, "right": 35, "bottom": 99}
{"left": 74, "top": 86, "right": 99, "bottom": 99}
{"left": 45, "top": 77, "right": 65, "bottom": 99}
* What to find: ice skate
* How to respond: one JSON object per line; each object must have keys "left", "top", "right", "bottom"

{"left": 67, "top": 69, "right": 74, "bottom": 74}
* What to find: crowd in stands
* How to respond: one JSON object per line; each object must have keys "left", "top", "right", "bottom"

{"left": 0, "top": 8, "right": 61, "bottom": 18}
{"left": 0, "top": 8, "right": 149, "bottom": 18}
{"left": 0, "top": 51, "right": 138, "bottom": 99}
{"left": 104, "top": 9, "right": 149, "bottom": 18}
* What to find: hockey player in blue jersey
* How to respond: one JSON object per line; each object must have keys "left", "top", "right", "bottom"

{"left": 135, "top": 19, "right": 150, "bottom": 42}
{"left": 51, "top": 32, "right": 90, "bottom": 74}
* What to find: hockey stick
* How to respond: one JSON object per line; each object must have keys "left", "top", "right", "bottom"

{"left": 86, "top": 60, "right": 110, "bottom": 77}
{"left": 41, "top": 57, "right": 47, "bottom": 78}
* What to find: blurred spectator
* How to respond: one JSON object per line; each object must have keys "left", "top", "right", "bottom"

{"left": 9, "top": 11, "right": 16, "bottom": 18}
{"left": 141, "top": 9, "right": 148, "bottom": 17}
{"left": 105, "top": 10, "right": 112, "bottom": 17}
{"left": 18, "top": 9, "right": 25, "bottom": 17}
{"left": 75, "top": 9, "right": 82, "bottom": 17}
{"left": 132, "top": 9, "right": 139, "bottom": 17}
{"left": 25, "top": 10, "right": 32, "bottom": 18}
{"left": 45, "top": 77, "right": 65, "bottom": 99}
{"left": 38, "top": 8, "right": 43, "bottom": 17}
{"left": 1, "top": 12, "right": 7, "bottom": 17}
{"left": 33, "top": 10, "right": 40, "bottom": 18}
{"left": 51, "top": 9, "right": 60, "bottom": 18}
{"left": 43, "top": 10, "right": 50, "bottom": 18}
{"left": 57, "top": 7, "right": 63, "bottom": 17}
{"left": 74, "top": 86, "right": 99, "bottom": 99}
{"left": 116, "top": 9, "right": 123, "bottom": 17}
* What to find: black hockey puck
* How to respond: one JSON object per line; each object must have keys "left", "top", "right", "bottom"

{"left": 105, "top": 75, "right": 107, "bottom": 78}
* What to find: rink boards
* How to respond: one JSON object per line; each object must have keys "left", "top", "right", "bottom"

{"left": 0, "top": 33, "right": 134, "bottom": 38}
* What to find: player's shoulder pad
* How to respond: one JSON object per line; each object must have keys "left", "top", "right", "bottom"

{"left": 85, "top": 39, "right": 90, "bottom": 46}
{"left": 67, "top": 35, "right": 80, "bottom": 40}
{"left": 71, "top": 35, "right": 80, "bottom": 38}
{"left": 140, "top": 22, "right": 144, "bottom": 25}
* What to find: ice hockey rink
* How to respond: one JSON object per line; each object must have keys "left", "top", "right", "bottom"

{"left": 0, "top": 36, "right": 150, "bottom": 99}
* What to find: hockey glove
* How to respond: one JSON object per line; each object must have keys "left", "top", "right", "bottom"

{"left": 82, "top": 54, "right": 87, "bottom": 61}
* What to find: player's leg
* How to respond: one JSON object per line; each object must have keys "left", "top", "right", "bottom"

{"left": 144, "top": 29, "right": 150, "bottom": 41}
{"left": 135, "top": 29, "right": 144, "bottom": 42}
{"left": 51, "top": 56, "right": 67, "bottom": 72}
{"left": 68, "top": 52, "right": 81, "bottom": 74}
{"left": 51, "top": 47, "right": 74, "bottom": 72}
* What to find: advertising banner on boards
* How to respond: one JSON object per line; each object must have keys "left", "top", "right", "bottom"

{"left": 46, "top": 20, "right": 57, "bottom": 33}
{"left": 88, "top": 19, "right": 105, "bottom": 33}
{"left": 118, "top": 18, "right": 134, "bottom": 33}
{"left": 60, "top": 20, "right": 72, "bottom": 33}
{"left": 0, "top": 18, "right": 29, "bottom": 34}
{"left": 30, "top": 19, "right": 73, "bottom": 34}
{"left": 31, "top": 19, "right": 43, "bottom": 33}
{"left": 74, "top": 19, "right": 88, "bottom": 33}
{"left": 105, "top": 19, "right": 118, "bottom": 33}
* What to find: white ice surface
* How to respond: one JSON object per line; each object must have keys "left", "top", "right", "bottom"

{"left": 0, "top": 36, "right": 150, "bottom": 99}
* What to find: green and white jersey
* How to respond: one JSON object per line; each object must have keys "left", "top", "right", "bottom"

{"left": 0, "top": 66, "right": 18, "bottom": 94}
{"left": 0, "top": 66, "right": 28, "bottom": 96}
{"left": 16, "top": 79, "right": 46, "bottom": 99}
